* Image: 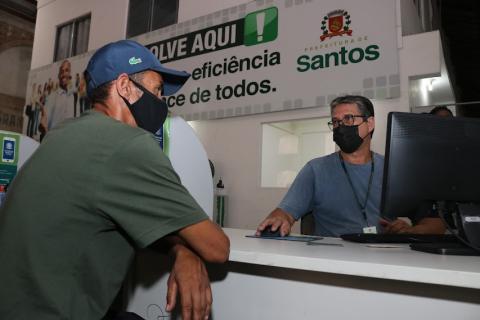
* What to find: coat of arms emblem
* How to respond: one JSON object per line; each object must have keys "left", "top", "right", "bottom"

{"left": 320, "top": 9, "right": 353, "bottom": 41}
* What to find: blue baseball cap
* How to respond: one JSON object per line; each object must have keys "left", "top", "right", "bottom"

{"left": 85, "top": 40, "right": 190, "bottom": 97}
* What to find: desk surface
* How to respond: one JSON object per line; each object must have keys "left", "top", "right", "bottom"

{"left": 224, "top": 228, "right": 480, "bottom": 290}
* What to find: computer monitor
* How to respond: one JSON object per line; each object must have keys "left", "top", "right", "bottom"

{"left": 381, "top": 112, "right": 480, "bottom": 218}
{"left": 380, "top": 112, "right": 480, "bottom": 255}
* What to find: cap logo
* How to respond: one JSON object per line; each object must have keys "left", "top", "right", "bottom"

{"left": 129, "top": 57, "right": 142, "bottom": 65}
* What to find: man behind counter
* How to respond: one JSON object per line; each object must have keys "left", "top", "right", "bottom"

{"left": 257, "top": 95, "right": 445, "bottom": 237}
{"left": 0, "top": 40, "right": 229, "bottom": 320}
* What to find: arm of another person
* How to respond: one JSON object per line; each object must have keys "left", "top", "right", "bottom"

{"left": 382, "top": 217, "right": 446, "bottom": 234}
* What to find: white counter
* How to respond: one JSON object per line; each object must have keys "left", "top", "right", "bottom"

{"left": 225, "top": 228, "right": 480, "bottom": 290}
{"left": 127, "top": 228, "right": 480, "bottom": 320}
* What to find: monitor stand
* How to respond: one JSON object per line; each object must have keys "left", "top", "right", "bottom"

{"left": 410, "top": 202, "right": 480, "bottom": 256}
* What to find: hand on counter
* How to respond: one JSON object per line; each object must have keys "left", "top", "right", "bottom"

{"left": 166, "top": 244, "right": 212, "bottom": 320}
{"left": 255, "top": 208, "right": 296, "bottom": 237}
{"left": 380, "top": 217, "right": 412, "bottom": 234}
{"left": 380, "top": 217, "right": 446, "bottom": 234}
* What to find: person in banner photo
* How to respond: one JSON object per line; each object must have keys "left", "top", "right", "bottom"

{"left": 73, "top": 72, "right": 80, "bottom": 116}
{"left": 33, "top": 82, "right": 47, "bottom": 139}
{"left": 43, "top": 59, "right": 75, "bottom": 132}
{"left": 24, "top": 83, "right": 36, "bottom": 137}
{"left": 256, "top": 95, "right": 446, "bottom": 237}
{"left": 78, "top": 71, "right": 90, "bottom": 113}
{"left": 0, "top": 40, "right": 229, "bottom": 320}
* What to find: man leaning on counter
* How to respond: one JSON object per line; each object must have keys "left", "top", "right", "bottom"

{"left": 0, "top": 40, "right": 230, "bottom": 320}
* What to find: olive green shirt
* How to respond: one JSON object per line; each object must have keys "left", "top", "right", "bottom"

{"left": 0, "top": 110, "right": 208, "bottom": 319}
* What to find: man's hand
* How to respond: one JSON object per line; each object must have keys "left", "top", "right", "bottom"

{"left": 166, "top": 244, "right": 212, "bottom": 320}
{"left": 380, "top": 218, "right": 412, "bottom": 234}
{"left": 255, "top": 208, "right": 295, "bottom": 237}
{"left": 380, "top": 217, "right": 446, "bottom": 234}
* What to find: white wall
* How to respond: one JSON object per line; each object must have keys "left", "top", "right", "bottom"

{"left": 178, "top": 0, "right": 248, "bottom": 22}
{"left": 32, "top": 0, "right": 249, "bottom": 69}
{"left": 400, "top": 0, "right": 424, "bottom": 35}
{"left": 261, "top": 124, "right": 296, "bottom": 187}
{"left": 32, "top": 0, "right": 130, "bottom": 68}
{"left": 408, "top": 33, "right": 455, "bottom": 112}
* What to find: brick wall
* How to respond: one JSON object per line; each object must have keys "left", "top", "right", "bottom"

{"left": 0, "top": 93, "right": 24, "bottom": 133}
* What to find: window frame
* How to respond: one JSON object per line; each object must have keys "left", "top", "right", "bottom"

{"left": 126, "top": 0, "right": 179, "bottom": 38}
{"left": 53, "top": 13, "right": 91, "bottom": 62}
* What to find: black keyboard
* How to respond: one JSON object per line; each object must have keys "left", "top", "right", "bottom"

{"left": 340, "top": 233, "right": 459, "bottom": 244}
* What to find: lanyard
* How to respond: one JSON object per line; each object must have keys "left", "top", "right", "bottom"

{"left": 339, "top": 152, "right": 375, "bottom": 225}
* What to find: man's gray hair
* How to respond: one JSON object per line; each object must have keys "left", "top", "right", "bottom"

{"left": 330, "top": 95, "right": 375, "bottom": 117}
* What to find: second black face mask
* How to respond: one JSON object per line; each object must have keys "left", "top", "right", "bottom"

{"left": 124, "top": 80, "right": 168, "bottom": 134}
{"left": 333, "top": 124, "right": 364, "bottom": 153}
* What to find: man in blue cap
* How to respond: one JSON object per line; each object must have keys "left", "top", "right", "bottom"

{"left": 0, "top": 40, "right": 229, "bottom": 320}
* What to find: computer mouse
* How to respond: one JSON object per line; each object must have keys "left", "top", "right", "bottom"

{"left": 260, "top": 227, "right": 282, "bottom": 237}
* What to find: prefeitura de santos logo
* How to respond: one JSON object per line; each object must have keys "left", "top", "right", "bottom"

{"left": 320, "top": 9, "right": 353, "bottom": 41}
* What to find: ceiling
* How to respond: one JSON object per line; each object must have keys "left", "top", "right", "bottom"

{"left": 438, "top": 0, "right": 480, "bottom": 117}
{"left": 0, "top": 0, "right": 36, "bottom": 22}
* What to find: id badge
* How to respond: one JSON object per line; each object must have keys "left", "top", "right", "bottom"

{"left": 363, "top": 226, "right": 377, "bottom": 234}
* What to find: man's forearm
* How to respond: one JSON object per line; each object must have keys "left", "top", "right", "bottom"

{"left": 411, "top": 217, "right": 446, "bottom": 234}
{"left": 149, "top": 234, "right": 191, "bottom": 256}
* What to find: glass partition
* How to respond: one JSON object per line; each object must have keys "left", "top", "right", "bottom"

{"left": 261, "top": 117, "right": 335, "bottom": 188}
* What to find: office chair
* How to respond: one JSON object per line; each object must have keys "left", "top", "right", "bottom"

{"left": 300, "top": 211, "right": 315, "bottom": 235}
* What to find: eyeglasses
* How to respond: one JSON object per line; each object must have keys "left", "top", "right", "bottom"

{"left": 328, "top": 114, "right": 368, "bottom": 130}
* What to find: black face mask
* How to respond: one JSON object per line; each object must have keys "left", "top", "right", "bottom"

{"left": 333, "top": 124, "right": 364, "bottom": 153}
{"left": 123, "top": 80, "right": 168, "bottom": 134}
